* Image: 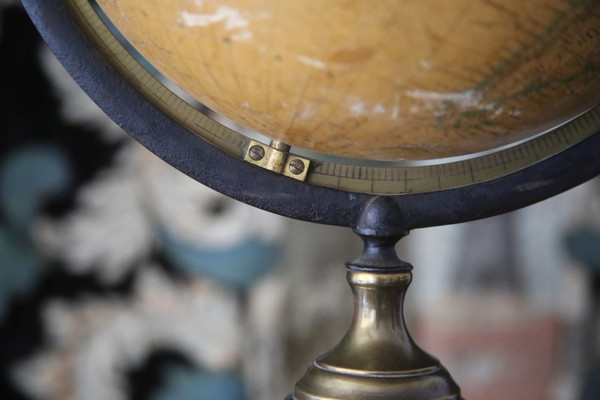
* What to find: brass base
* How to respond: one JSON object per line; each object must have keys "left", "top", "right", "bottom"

{"left": 288, "top": 197, "right": 462, "bottom": 400}
{"left": 290, "top": 269, "right": 461, "bottom": 400}
{"left": 293, "top": 363, "right": 460, "bottom": 400}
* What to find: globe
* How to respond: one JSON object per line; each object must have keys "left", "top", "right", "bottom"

{"left": 16, "top": 2, "right": 600, "bottom": 400}
{"left": 97, "top": 0, "right": 600, "bottom": 160}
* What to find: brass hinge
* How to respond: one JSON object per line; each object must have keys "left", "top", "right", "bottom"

{"left": 244, "top": 140, "right": 310, "bottom": 182}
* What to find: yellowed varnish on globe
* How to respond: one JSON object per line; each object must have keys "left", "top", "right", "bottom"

{"left": 96, "top": 0, "right": 600, "bottom": 160}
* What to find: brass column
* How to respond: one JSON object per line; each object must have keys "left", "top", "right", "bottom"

{"left": 289, "top": 197, "right": 462, "bottom": 400}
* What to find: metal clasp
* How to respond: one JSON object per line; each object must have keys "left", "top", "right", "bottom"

{"left": 244, "top": 140, "right": 310, "bottom": 182}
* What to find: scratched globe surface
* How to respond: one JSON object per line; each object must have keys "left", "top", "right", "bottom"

{"left": 97, "top": 0, "right": 600, "bottom": 160}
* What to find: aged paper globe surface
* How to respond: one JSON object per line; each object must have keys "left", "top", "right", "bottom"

{"left": 97, "top": 0, "right": 600, "bottom": 160}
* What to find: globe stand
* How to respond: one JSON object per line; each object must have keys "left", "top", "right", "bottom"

{"left": 18, "top": 1, "right": 600, "bottom": 399}
{"left": 288, "top": 197, "right": 461, "bottom": 400}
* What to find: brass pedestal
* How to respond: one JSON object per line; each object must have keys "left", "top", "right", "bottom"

{"left": 289, "top": 197, "right": 462, "bottom": 400}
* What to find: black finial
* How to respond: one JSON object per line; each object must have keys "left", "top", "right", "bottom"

{"left": 348, "top": 196, "right": 412, "bottom": 272}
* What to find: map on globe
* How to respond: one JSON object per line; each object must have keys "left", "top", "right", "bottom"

{"left": 96, "top": 0, "right": 600, "bottom": 160}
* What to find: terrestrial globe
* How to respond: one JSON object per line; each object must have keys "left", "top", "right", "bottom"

{"left": 19, "top": 1, "right": 600, "bottom": 399}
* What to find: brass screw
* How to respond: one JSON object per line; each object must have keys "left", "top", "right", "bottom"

{"left": 249, "top": 145, "right": 265, "bottom": 161}
{"left": 289, "top": 159, "right": 305, "bottom": 175}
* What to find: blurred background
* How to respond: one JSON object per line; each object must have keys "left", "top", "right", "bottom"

{"left": 1, "top": 2, "right": 599, "bottom": 399}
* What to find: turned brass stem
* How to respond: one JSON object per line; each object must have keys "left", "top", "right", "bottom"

{"left": 318, "top": 270, "right": 434, "bottom": 375}
{"left": 292, "top": 268, "right": 461, "bottom": 400}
